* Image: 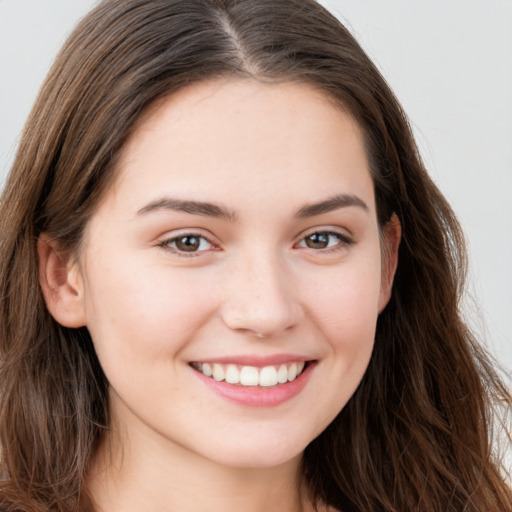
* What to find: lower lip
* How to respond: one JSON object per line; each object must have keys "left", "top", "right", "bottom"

{"left": 192, "top": 362, "right": 316, "bottom": 407}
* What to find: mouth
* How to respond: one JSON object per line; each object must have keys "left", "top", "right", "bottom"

{"left": 190, "top": 361, "right": 310, "bottom": 388}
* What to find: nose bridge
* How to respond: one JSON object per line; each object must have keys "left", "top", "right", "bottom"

{"left": 221, "top": 246, "right": 301, "bottom": 337}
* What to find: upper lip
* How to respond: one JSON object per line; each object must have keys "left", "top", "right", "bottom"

{"left": 190, "top": 354, "right": 315, "bottom": 367}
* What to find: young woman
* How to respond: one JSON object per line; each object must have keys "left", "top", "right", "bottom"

{"left": 0, "top": 1, "right": 510, "bottom": 511}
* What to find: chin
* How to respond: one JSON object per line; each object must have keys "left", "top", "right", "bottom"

{"left": 200, "top": 430, "right": 310, "bottom": 470}
{"left": 215, "top": 449, "right": 303, "bottom": 470}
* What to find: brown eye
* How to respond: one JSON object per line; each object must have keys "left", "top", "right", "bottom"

{"left": 297, "top": 231, "right": 351, "bottom": 251}
{"left": 304, "top": 232, "right": 331, "bottom": 249}
{"left": 175, "top": 235, "right": 201, "bottom": 252}
{"left": 163, "top": 234, "right": 212, "bottom": 254}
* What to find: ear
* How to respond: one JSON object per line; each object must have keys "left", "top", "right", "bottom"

{"left": 37, "top": 235, "right": 87, "bottom": 328}
{"left": 378, "top": 213, "right": 401, "bottom": 313}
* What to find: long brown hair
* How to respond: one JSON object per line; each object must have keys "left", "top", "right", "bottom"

{"left": 0, "top": 1, "right": 510, "bottom": 510}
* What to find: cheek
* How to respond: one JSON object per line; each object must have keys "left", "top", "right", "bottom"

{"left": 82, "top": 257, "right": 219, "bottom": 366}
{"left": 305, "top": 255, "right": 382, "bottom": 365}
{"left": 289, "top": 257, "right": 382, "bottom": 435}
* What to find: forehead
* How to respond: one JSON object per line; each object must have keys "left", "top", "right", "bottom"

{"left": 101, "top": 79, "right": 375, "bottom": 218}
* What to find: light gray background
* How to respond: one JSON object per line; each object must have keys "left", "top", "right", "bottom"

{"left": 1, "top": 1, "right": 511, "bottom": 374}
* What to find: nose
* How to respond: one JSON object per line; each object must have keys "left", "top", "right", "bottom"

{"left": 221, "top": 250, "right": 303, "bottom": 338}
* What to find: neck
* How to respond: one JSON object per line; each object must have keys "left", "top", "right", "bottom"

{"left": 86, "top": 418, "right": 312, "bottom": 512}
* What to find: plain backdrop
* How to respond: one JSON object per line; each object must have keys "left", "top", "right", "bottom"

{"left": 1, "top": 0, "right": 511, "bottom": 375}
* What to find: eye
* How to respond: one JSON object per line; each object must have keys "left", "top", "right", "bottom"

{"left": 296, "top": 231, "right": 352, "bottom": 251}
{"left": 159, "top": 234, "right": 214, "bottom": 254}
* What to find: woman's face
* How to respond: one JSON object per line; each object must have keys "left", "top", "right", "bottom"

{"left": 67, "top": 80, "right": 397, "bottom": 468}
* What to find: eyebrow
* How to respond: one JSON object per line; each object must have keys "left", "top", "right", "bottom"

{"left": 137, "top": 197, "right": 236, "bottom": 220}
{"left": 295, "top": 194, "right": 369, "bottom": 218}
{"left": 136, "top": 193, "right": 368, "bottom": 221}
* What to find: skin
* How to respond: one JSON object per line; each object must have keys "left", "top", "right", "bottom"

{"left": 39, "top": 79, "right": 399, "bottom": 512}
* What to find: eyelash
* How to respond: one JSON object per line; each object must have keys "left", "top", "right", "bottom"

{"left": 295, "top": 230, "right": 354, "bottom": 253}
{"left": 158, "top": 230, "right": 354, "bottom": 257}
{"left": 158, "top": 233, "right": 216, "bottom": 257}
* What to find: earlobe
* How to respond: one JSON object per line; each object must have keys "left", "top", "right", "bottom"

{"left": 378, "top": 213, "right": 401, "bottom": 313}
{"left": 37, "top": 235, "right": 87, "bottom": 328}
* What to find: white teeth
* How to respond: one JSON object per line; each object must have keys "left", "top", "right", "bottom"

{"left": 225, "top": 364, "right": 240, "bottom": 384}
{"left": 212, "top": 364, "right": 225, "bottom": 381}
{"left": 288, "top": 362, "right": 297, "bottom": 381}
{"left": 277, "top": 364, "right": 288, "bottom": 384}
{"left": 259, "top": 366, "right": 278, "bottom": 387}
{"left": 202, "top": 362, "right": 212, "bottom": 377}
{"left": 240, "top": 366, "right": 259, "bottom": 386}
{"left": 194, "top": 361, "right": 308, "bottom": 387}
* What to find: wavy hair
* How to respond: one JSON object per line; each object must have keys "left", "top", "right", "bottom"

{"left": 0, "top": 0, "right": 510, "bottom": 510}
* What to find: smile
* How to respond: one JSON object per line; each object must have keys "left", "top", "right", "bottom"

{"left": 190, "top": 361, "right": 307, "bottom": 387}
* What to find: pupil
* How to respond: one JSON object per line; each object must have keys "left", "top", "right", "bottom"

{"left": 176, "top": 236, "right": 200, "bottom": 252}
{"left": 306, "top": 233, "right": 328, "bottom": 249}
